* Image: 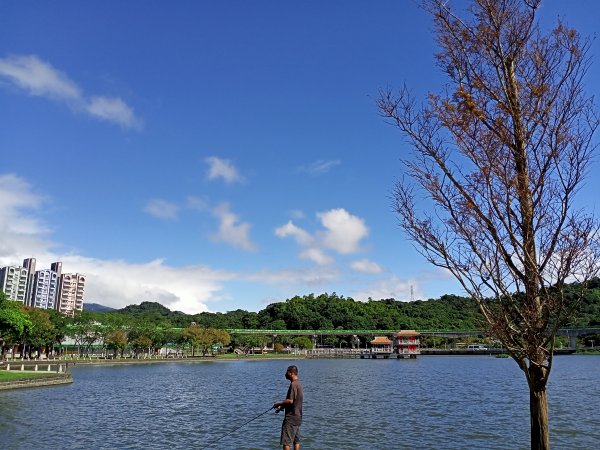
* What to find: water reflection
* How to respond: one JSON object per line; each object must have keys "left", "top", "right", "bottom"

{"left": 0, "top": 356, "right": 598, "bottom": 449}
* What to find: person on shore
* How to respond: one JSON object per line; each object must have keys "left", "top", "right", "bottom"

{"left": 273, "top": 365, "right": 303, "bottom": 450}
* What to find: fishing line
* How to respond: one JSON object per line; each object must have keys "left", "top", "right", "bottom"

{"left": 201, "top": 406, "right": 277, "bottom": 448}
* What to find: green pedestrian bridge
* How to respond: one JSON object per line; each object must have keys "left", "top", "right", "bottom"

{"left": 226, "top": 327, "right": 600, "bottom": 349}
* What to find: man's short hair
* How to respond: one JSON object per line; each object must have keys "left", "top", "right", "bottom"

{"left": 287, "top": 365, "right": 298, "bottom": 375}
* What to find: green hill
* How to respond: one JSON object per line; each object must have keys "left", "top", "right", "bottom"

{"left": 85, "top": 281, "right": 600, "bottom": 332}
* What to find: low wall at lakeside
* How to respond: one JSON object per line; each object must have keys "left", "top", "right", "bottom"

{"left": 420, "top": 348, "right": 577, "bottom": 355}
{"left": 69, "top": 356, "right": 219, "bottom": 366}
{"left": 1, "top": 361, "right": 70, "bottom": 373}
{"left": 0, "top": 373, "right": 73, "bottom": 390}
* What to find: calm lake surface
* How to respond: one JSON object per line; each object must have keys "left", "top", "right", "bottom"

{"left": 0, "top": 355, "right": 598, "bottom": 449}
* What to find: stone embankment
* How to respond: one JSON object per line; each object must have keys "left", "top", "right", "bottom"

{"left": 0, "top": 373, "right": 73, "bottom": 390}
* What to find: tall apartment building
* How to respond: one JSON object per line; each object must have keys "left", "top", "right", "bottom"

{"left": 31, "top": 269, "right": 60, "bottom": 310}
{"left": 0, "top": 265, "right": 29, "bottom": 303}
{"left": 1, "top": 259, "right": 86, "bottom": 314}
{"left": 50, "top": 262, "right": 62, "bottom": 278}
{"left": 56, "top": 272, "right": 85, "bottom": 316}
{"left": 23, "top": 258, "right": 37, "bottom": 306}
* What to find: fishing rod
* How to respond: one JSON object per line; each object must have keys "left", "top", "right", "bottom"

{"left": 201, "top": 406, "right": 278, "bottom": 448}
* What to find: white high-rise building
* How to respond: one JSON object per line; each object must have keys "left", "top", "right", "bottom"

{"left": 1, "top": 260, "right": 86, "bottom": 315}
{"left": 32, "top": 269, "right": 60, "bottom": 310}
{"left": 0, "top": 265, "right": 29, "bottom": 303}
{"left": 23, "top": 258, "right": 37, "bottom": 307}
{"left": 57, "top": 273, "right": 85, "bottom": 316}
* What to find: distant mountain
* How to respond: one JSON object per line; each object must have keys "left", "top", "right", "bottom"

{"left": 115, "top": 301, "right": 193, "bottom": 326}
{"left": 84, "top": 303, "right": 116, "bottom": 312}
{"left": 118, "top": 301, "right": 186, "bottom": 315}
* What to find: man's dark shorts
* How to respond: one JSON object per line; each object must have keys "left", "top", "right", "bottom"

{"left": 280, "top": 419, "right": 301, "bottom": 446}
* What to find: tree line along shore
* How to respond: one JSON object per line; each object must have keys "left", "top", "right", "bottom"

{"left": 2, "top": 280, "right": 600, "bottom": 360}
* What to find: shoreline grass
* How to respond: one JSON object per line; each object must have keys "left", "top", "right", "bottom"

{"left": 576, "top": 349, "right": 600, "bottom": 355}
{"left": 0, "top": 371, "right": 63, "bottom": 382}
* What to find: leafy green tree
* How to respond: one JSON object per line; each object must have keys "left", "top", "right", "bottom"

{"left": 149, "top": 325, "right": 168, "bottom": 353}
{"left": 127, "top": 321, "right": 156, "bottom": 357}
{"left": 160, "top": 327, "right": 183, "bottom": 356}
{"left": 231, "top": 333, "right": 267, "bottom": 354}
{"left": 0, "top": 291, "right": 31, "bottom": 358}
{"left": 68, "top": 311, "right": 104, "bottom": 356}
{"left": 184, "top": 327, "right": 231, "bottom": 356}
{"left": 47, "top": 309, "right": 69, "bottom": 356}
{"left": 130, "top": 335, "right": 153, "bottom": 357}
{"left": 105, "top": 329, "right": 128, "bottom": 357}
{"left": 210, "top": 328, "right": 231, "bottom": 354}
{"left": 22, "top": 308, "right": 55, "bottom": 358}
{"left": 270, "top": 319, "right": 287, "bottom": 330}
{"left": 182, "top": 324, "right": 205, "bottom": 356}
{"left": 291, "top": 336, "right": 313, "bottom": 350}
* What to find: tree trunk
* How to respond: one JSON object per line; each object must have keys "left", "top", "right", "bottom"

{"left": 529, "top": 386, "right": 550, "bottom": 450}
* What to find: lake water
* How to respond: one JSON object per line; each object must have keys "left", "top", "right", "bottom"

{"left": 0, "top": 355, "right": 598, "bottom": 449}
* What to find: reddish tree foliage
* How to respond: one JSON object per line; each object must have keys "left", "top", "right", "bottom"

{"left": 378, "top": 1, "right": 600, "bottom": 448}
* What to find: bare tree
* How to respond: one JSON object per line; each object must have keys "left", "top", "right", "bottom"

{"left": 378, "top": 0, "right": 600, "bottom": 448}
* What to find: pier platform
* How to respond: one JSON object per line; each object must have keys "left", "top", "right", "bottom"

{"left": 305, "top": 349, "right": 419, "bottom": 359}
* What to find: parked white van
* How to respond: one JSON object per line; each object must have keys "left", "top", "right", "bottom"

{"left": 467, "top": 344, "right": 488, "bottom": 350}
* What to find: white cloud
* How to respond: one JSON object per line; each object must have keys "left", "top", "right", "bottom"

{"left": 205, "top": 156, "right": 243, "bottom": 184}
{"left": 351, "top": 259, "right": 383, "bottom": 274}
{"left": 144, "top": 199, "right": 180, "bottom": 220}
{"left": 186, "top": 195, "right": 208, "bottom": 211}
{"left": 0, "top": 54, "right": 141, "bottom": 129}
{"left": 0, "top": 174, "right": 237, "bottom": 314}
{"left": 289, "top": 209, "right": 305, "bottom": 220}
{"left": 275, "top": 220, "right": 313, "bottom": 246}
{"left": 63, "top": 256, "right": 233, "bottom": 313}
{"left": 245, "top": 266, "right": 340, "bottom": 286}
{"left": 275, "top": 221, "right": 331, "bottom": 264}
{"left": 317, "top": 208, "right": 369, "bottom": 254}
{"left": 86, "top": 96, "right": 141, "bottom": 130}
{"left": 0, "top": 174, "right": 47, "bottom": 234}
{"left": 300, "top": 248, "right": 333, "bottom": 265}
{"left": 210, "top": 202, "right": 257, "bottom": 251}
{"left": 275, "top": 208, "right": 370, "bottom": 266}
{"left": 0, "top": 174, "right": 55, "bottom": 267}
{"left": 352, "top": 276, "right": 421, "bottom": 302}
{"left": 0, "top": 174, "right": 401, "bottom": 315}
{"left": 301, "top": 159, "right": 341, "bottom": 176}
{"left": 143, "top": 196, "right": 208, "bottom": 219}
{"left": 0, "top": 54, "right": 80, "bottom": 100}
{"left": 144, "top": 197, "right": 257, "bottom": 251}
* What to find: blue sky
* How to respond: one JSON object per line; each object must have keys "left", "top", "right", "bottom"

{"left": 2, "top": 1, "right": 600, "bottom": 314}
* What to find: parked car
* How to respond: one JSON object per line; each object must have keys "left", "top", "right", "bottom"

{"left": 467, "top": 344, "right": 488, "bottom": 350}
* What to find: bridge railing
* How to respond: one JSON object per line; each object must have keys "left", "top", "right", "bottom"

{"left": 225, "top": 327, "right": 600, "bottom": 337}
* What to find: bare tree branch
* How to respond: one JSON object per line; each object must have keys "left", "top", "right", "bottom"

{"left": 379, "top": 1, "right": 599, "bottom": 448}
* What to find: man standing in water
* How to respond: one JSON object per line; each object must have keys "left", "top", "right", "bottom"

{"left": 273, "top": 365, "right": 303, "bottom": 450}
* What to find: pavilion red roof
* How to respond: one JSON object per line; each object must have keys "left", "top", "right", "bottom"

{"left": 371, "top": 336, "right": 392, "bottom": 344}
{"left": 396, "top": 330, "right": 420, "bottom": 336}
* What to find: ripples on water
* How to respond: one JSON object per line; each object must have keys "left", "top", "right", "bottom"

{"left": 0, "top": 356, "right": 598, "bottom": 449}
